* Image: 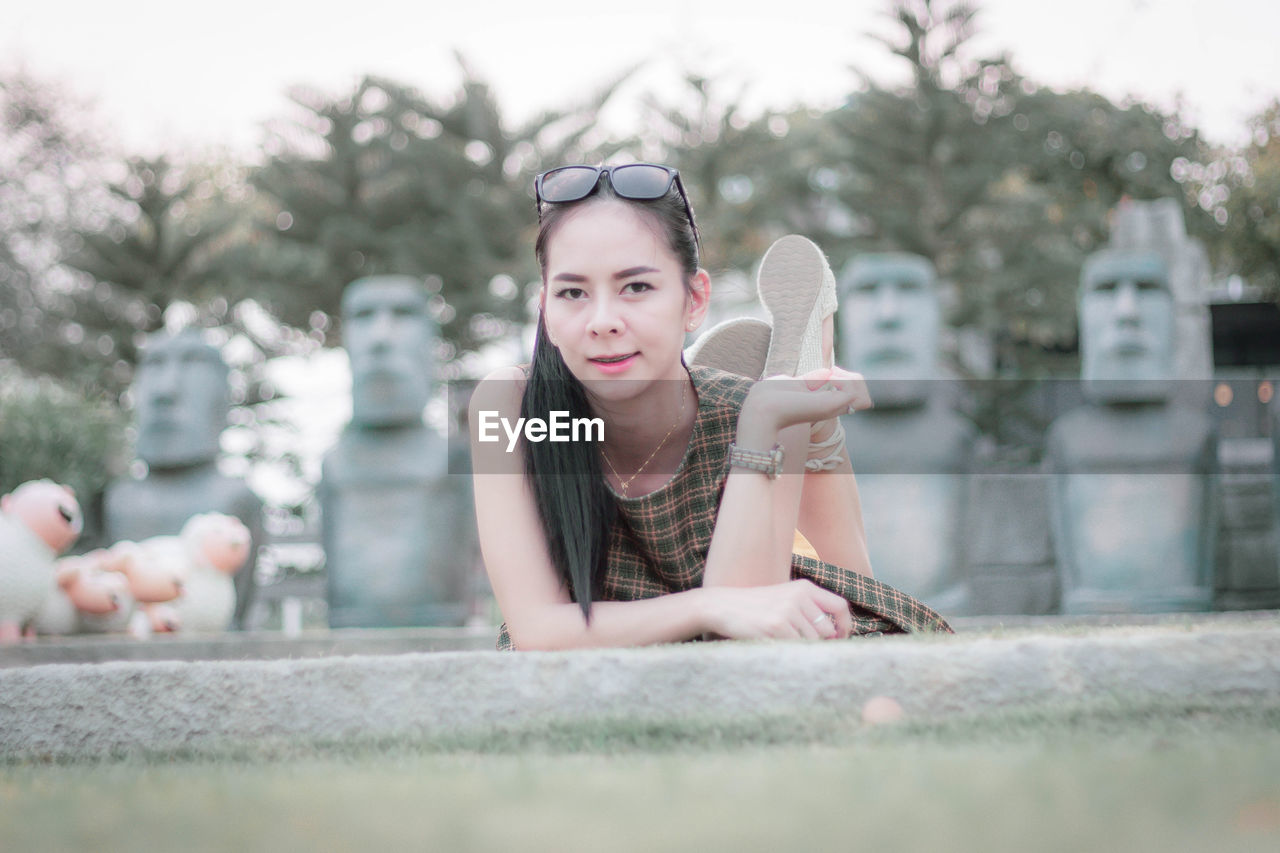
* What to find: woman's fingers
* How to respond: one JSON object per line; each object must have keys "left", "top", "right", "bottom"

{"left": 818, "top": 594, "right": 854, "bottom": 638}
{"left": 795, "top": 580, "right": 854, "bottom": 639}
{"left": 790, "top": 580, "right": 847, "bottom": 640}
{"left": 799, "top": 604, "right": 838, "bottom": 639}
{"left": 808, "top": 367, "right": 872, "bottom": 413}
{"left": 791, "top": 611, "right": 823, "bottom": 640}
{"left": 712, "top": 583, "right": 857, "bottom": 641}
{"left": 758, "top": 370, "right": 872, "bottom": 424}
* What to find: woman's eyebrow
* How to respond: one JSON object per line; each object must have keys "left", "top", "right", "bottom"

{"left": 551, "top": 266, "right": 660, "bottom": 283}
{"left": 613, "top": 266, "right": 660, "bottom": 280}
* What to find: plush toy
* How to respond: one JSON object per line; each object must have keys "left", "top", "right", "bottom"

{"left": 0, "top": 480, "right": 82, "bottom": 642}
{"left": 31, "top": 551, "right": 132, "bottom": 635}
{"left": 106, "top": 536, "right": 189, "bottom": 637}
{"left": 169, "top": 512, "right": 251, "bottom": 633}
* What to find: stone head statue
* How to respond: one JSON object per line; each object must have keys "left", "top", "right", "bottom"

{"left": 1112, "top": 198, "right": 1186, "bottom": 255}
{"left": 838, "top": 253, "right": 940, "bottom": 408}
{"left": 342, "top": 276, "right": 438, "bottom": 428}
{"left": 132, "top": 328, "right": 230, "bottom": 469}
{"left": 1079, "top": 249, "right": 1175, "bottom": 403}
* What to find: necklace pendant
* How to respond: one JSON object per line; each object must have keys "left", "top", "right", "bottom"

{"left": 600, "top": 378, "right": 689, "bottom": 499}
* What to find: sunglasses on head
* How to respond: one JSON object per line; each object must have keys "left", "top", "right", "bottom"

{"left": 534, "top": 164, "right": 699, "bottom": 242}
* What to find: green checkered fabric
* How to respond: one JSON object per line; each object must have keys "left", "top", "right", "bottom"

{"left": 496, "top": 365, "right": 953, "bottom": 649}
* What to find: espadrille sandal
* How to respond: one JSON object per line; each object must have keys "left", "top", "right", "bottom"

{"left": 686, "top": 316, "right": 772, "bottom": 380}
{"left": 757, "top": 235, "right": 837, "bottom": 378}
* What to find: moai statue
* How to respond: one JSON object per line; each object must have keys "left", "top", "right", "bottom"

{"left": 1046, "top": 250, "right": 1217, "bottom": 613}
{"left": 837, "top": 253, "right": 974, "bottom": 612}
{"left": 1274, "top": 394, "right": 1280, "bottom": 586}
{"left": 319, "top": 276, "right": 472, "bottom": 627}
{"left": 1111, "top": 198, "right": 1214, "bottom": 382}
{"left": 103, "top": 328, "right": 263, "bottom": 628}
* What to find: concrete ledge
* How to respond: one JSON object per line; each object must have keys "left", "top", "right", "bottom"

{"left": 3, "top": 611, "right": 1275, "bottom": 670}
{"left": 0, "top": 627, "right": 498, "bottom": 669}
{"left": 3, "top": 622, "right": 1278, "bottom": 760}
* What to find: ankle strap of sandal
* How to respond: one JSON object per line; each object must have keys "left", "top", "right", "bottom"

{"left": 804, "top": 419, "right": 848, "bottom": 472}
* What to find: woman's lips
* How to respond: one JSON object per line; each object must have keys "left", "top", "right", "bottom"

{"left": 589, "top": 353, "right": 639, "bottom": 374}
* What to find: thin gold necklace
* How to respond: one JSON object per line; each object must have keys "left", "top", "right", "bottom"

{"left": 601, "top": 379, "right": 688, "bottom": 497}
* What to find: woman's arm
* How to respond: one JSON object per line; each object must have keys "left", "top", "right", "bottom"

{"left": 469, "top": 368, "right": 854, "bottom": 649}
{"left": 702, "top": 370, "right": 870, "bottom": 589}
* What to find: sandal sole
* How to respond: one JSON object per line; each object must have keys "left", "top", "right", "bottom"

{"left": 758, "top": 235, "right": 827, "bottom": 377}
{"left": 686, "top": 317, "right": 772, "bottom": 380}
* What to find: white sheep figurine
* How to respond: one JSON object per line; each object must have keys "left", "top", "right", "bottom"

{"left": 0, "top": 479, "right": 83, "bottom": 642}
{"left": 168, "top": 512, "right": 252, "bottom": 634}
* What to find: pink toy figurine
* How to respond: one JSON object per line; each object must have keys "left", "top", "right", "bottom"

{"left": 104, "top": 538, "right": 187, "bottom": 637}
{"left": 171, "top": 512, "right": 252, "bottom": 633}
{"left": 32, "top": 551, "right": 132, "bottom": 635}
{"left": 0, "top": 480, "right": 82, "bottom": 642}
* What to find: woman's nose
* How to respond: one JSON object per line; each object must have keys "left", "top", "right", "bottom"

{"left": 586, "top": 296, "right": 622, "bottom": 336}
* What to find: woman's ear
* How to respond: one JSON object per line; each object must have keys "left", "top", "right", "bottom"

{"left": 684, "top": 269, "right": 712, "bottom": 332}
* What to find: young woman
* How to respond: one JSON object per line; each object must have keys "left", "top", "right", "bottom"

{"left": 469, "top": 163, "right": 950, "bottom": 650}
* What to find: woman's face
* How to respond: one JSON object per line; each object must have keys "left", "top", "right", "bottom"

{"left": 541, "top": 199, "right": 708, "bottom": 396}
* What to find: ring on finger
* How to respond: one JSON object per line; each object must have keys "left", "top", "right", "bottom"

{"left": 811, "top": 612, "right": 831, "bottom": 626}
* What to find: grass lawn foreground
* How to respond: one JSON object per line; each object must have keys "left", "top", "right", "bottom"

{"left": 2, "top": 697, "right": 1278, "bottom": 852}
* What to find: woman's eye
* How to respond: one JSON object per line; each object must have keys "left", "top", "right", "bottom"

{"left": 555, "top": 287, "right": 587, "bottom": 300}
{"left": 622, "top": 281, "right": 653, "bottom": 294}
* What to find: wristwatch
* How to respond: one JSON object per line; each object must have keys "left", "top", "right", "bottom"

{"left": 728, "top": 442, "right": 784, "bottom": 479}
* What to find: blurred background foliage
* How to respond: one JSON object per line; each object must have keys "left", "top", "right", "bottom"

{"left": 1, "top": 0, "right": 1277, "bottom": 495}
{"left": 0, "top": 365, "right": 129, "bottom": 506}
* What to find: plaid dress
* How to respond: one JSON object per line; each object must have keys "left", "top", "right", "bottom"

{"left": 496, "top": 365, "right": 952, "bottom": 649}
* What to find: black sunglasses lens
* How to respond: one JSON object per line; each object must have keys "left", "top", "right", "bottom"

{"left": 539, "top": 166, "right": 601, "bottom": 203}
{"left": 609, "top": 164, "right": 674, "bottom": 200}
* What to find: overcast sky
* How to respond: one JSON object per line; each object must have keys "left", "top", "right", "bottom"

{"left": 4, "top": 0, "right": 1278, "bottom": 157}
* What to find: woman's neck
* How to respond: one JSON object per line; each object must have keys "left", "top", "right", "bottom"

{"left": 592, "top": 369, "right": 697, "bottom": 472}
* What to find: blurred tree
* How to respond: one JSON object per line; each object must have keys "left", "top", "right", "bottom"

{"left": 826, "top": 0, "right": 1211, "bottom": 373}
{"left": 0, "top": 71, "right": 119, "bottom": 394}
{"left": 1215, "top": 101, "right": 1280, "bottom": 295}
{"left": 633, "top": 74, "right": 839, "bottom": 281}
{"left": 829, "top": 0, "right": 1012, "bottom": 259}
{"left": 817, "top": 0, "right": 1214, "bottom": 453}
{"left": 0, "top": 364, "right": 129, "bottom": 537}
{"left": 248, "top": 61, "right": 630, "bottom": 367}
{"left": 60, "top": 155, "right": 251, "bottom": 387}
{"left": 972, "top": 86, "right": 1210, "bottom": 365}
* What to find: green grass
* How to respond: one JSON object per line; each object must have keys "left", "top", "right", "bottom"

{"left": 3, "top": 701, "right": 1279, "bottom": 852}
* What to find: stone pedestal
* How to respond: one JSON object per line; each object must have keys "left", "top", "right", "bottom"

{"left": 1047, "top": 403, "right": 1217, "bottom": 613}
{"left": 963, "top": 473, "right": 1059, "bottom": 615}
{"left": 844, "top": 401, "right": 974, "bottom": 611}
{"left": 1214, "top": 439, "right": 1280, "bottom": 609}
{"left": 320, "top": 428, "right": 474, "bottom": 628}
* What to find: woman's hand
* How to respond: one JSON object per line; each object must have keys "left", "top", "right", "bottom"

{"left": 703, "top": 579, "right": 855, "bottom": 641}
{"left": 736, "top": 367, "right": 871, "bottom": 447}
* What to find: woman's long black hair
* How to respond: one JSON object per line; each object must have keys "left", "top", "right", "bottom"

{"left": 525, "top": 172, "right": 701, "bottom": 620}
